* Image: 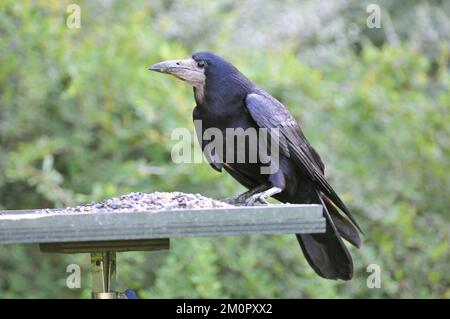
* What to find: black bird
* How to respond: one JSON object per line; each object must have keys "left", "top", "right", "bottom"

{"left": 149, "top": 52, "right": 362, "bottom": 280}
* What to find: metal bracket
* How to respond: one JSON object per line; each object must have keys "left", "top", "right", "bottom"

{"left": 39, "top": 238, "right": 170, "bottom": 299}
{"left": 91, "top": 252, "right": 117, "bottom": 299}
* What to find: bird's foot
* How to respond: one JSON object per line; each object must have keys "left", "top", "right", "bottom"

{"left": 221, "top": 185, "right": 270, "bottom": 205}
{"left": 221, "top": 195, "right": 246, "bottom": 205}
{"left": 244, "top": 187, "right": 282, "bottom": 206}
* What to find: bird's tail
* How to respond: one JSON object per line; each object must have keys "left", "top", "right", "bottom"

{"left": 296, "top": 192, "right": 361, "bottom": 280}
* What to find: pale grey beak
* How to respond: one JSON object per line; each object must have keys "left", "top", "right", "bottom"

{"left": 148, "top": 60, "right": 183, "bottom": 74}
{"left": 148, "top": 57, "right": 205, "bottom": 84}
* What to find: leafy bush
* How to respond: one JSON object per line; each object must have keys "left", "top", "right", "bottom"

{"left": 0, "top": 0, "right": 449, "bottom": 298}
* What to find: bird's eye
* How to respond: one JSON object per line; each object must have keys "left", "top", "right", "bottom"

{"left": 197, "top": 61, "right": 205, "bottom": 68}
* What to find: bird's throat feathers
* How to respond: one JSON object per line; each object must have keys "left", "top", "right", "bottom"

{"left": 194, "top": 84, "right": 205, "bottom": 104}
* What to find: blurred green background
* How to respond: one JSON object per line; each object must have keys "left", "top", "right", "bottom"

{"left": 1, "top": 0, "right": 449, "bottom": 298}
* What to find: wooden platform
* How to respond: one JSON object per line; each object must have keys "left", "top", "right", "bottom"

{"left": 0, "top": 204, "right": 325, "bottom": 245}
{"left": 0, "top": 204, "right": 325, "bottom": 298}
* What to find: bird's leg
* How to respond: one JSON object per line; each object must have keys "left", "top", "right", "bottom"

{"left": 222, "top": 185, "right": 270, "bottom": 205}
{"left": 244, "top": 186, "right": 283, "bottom": 206}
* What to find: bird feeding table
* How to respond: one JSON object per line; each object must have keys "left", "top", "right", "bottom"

{"left": 0, "top": 204, "right": 325, "bottom": 298}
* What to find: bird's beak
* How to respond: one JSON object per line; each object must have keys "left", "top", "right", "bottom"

{"left": 148, "top": 59, "right": 182, "bottom": 74}
{"left": 148, "top": 57, "right": 205, "bottom": 84}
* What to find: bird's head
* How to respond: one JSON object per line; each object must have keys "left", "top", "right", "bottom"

{"left": 149, "top": 52, "right": 251, "bottom": 103}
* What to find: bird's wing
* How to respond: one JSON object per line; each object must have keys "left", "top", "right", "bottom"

{"left": 245, "top": 92, "right": 362, "bottom": 232}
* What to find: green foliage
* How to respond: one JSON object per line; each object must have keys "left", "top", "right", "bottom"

{"left": 0, "top": 0, "right": 449, "bottom": 298}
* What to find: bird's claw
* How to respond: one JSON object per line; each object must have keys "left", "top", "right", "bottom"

{"left": 244, "top": 193, "right": 270, "bottom": 206}
{"left": 222, "top": 193, "right": 268, "bottom": 206}
{"left": 221, "top": 185, "right": 270, "bottom": 205}
{"left": 244, "top": 186, "right": 283, "bottom": 206}
{"left": 221, "top": 195, "right": 247, "bottom": 205}
{"left": 222, "top": 185, "right": 281, "bottom": 206}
